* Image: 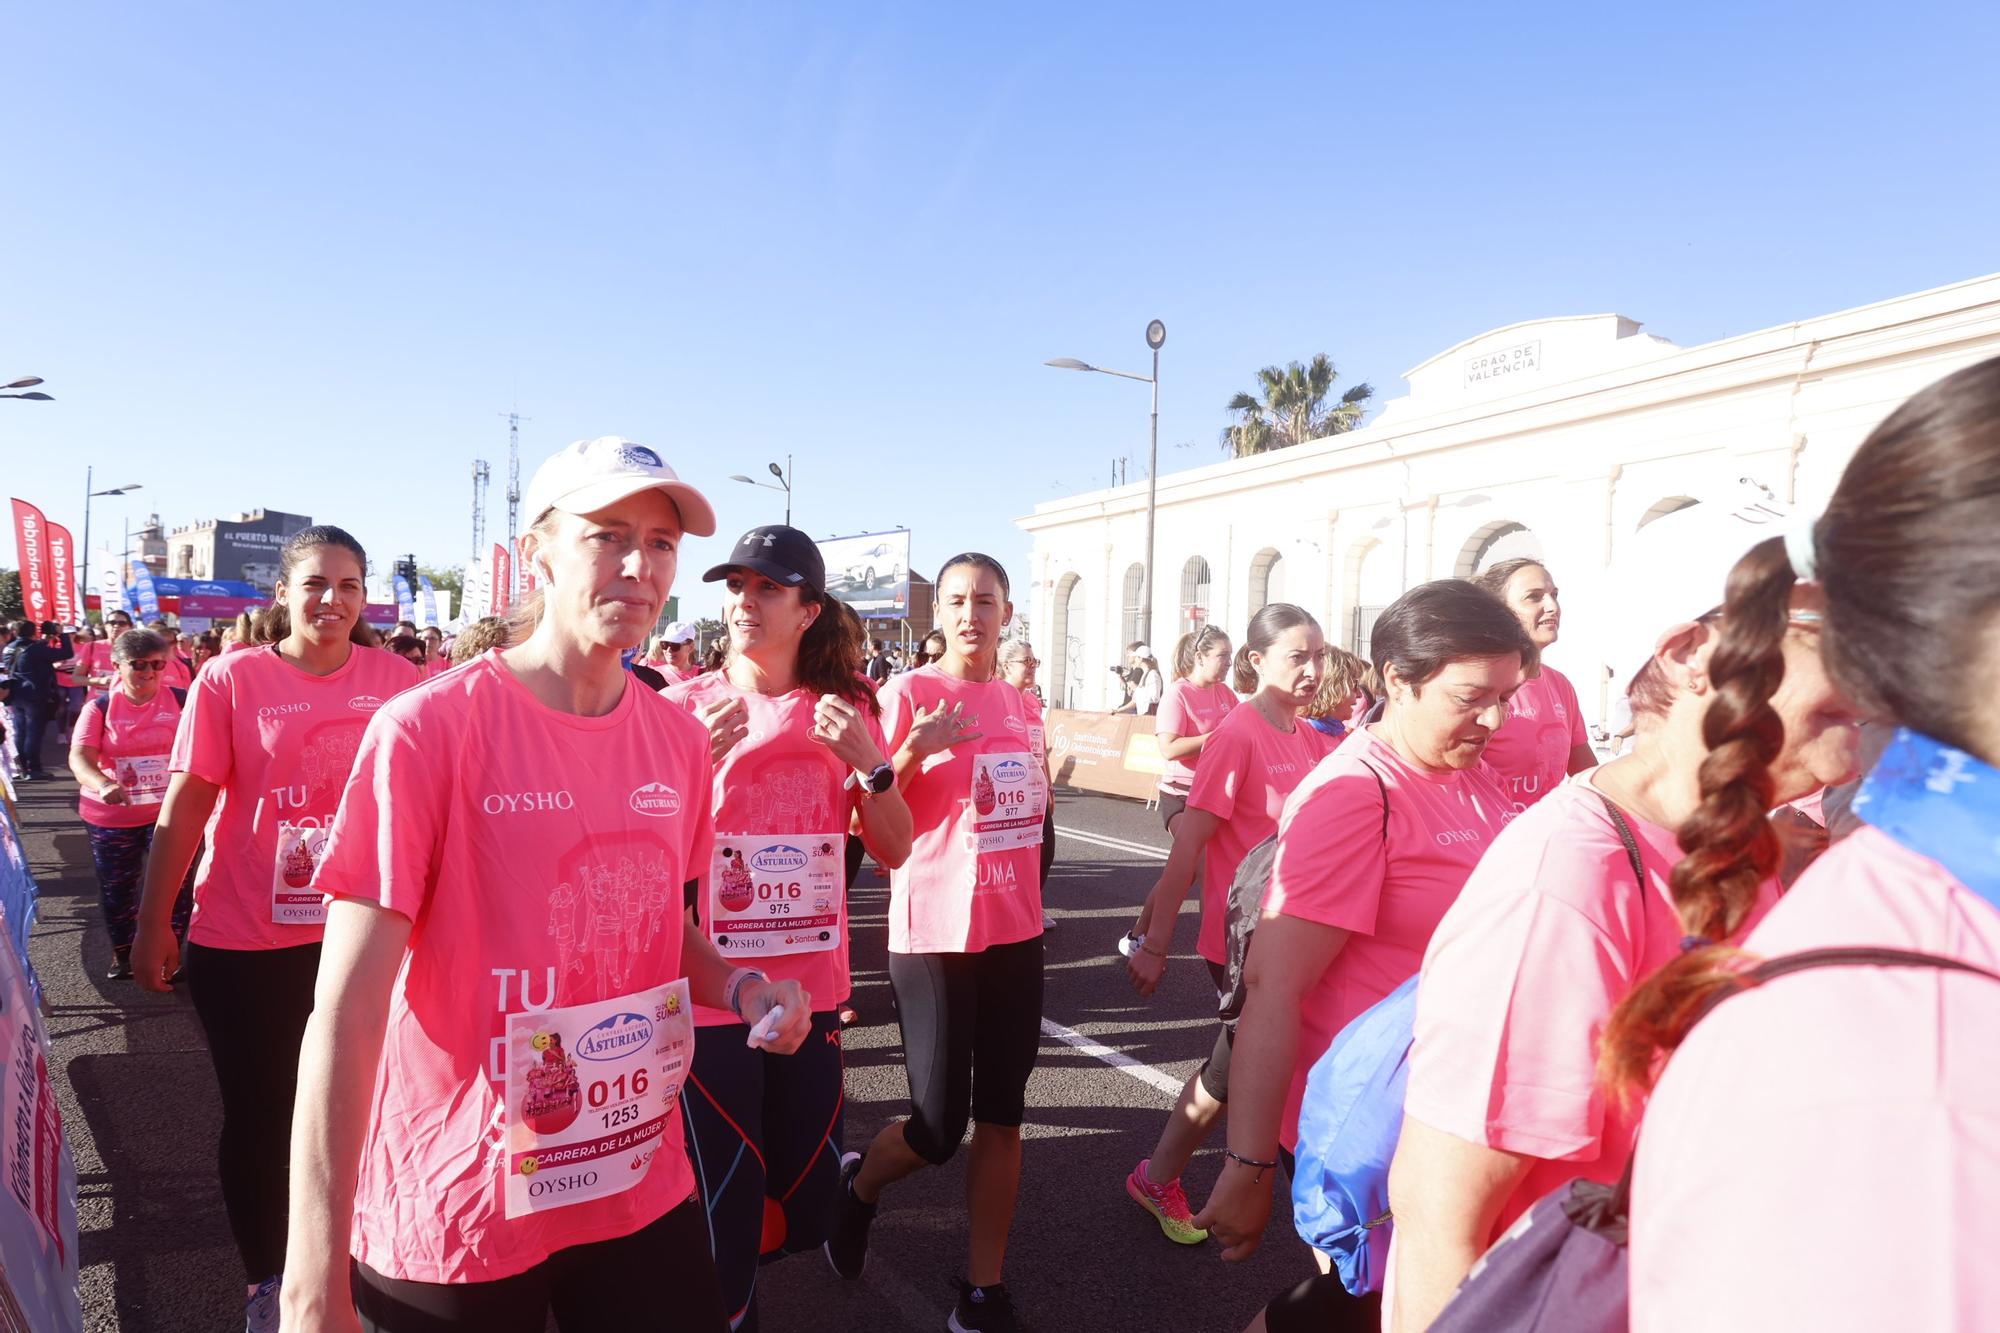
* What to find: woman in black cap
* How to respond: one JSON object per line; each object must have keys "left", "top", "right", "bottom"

{"left": 662, "top": 524, "right": 913, "bottom": 1332}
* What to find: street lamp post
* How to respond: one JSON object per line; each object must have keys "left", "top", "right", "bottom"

{"left": 728, "top": 454, "right": 794, "bottom": 526}
{"left": 0, "top": 375, "right": 53, "bottom": 402}
{"left": 81, "top": 467, "right": 143, "bottom": 616}
{"left": 1045, "top": 320, "right": 1167, "bottom": 645}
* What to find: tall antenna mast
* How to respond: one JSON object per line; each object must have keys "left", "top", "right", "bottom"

{"left": 499, "top": 410, "right": 532, "bottom": 600}
{"left": 471, "top": 458, "right": 491, "bottom": 568}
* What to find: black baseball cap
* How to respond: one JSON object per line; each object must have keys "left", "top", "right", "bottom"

{"left": 702, "top": 525, "right": 826, "bottom": 594}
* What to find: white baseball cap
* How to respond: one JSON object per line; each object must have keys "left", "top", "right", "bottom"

{"left": 661, "top": 620, "right": 697, "bottom": 644}
{"left": 1604, "top": 482, "right": 1793, "bottom": 691}
{"left": 522, "top": 436, "right": 717, "bottom": 537}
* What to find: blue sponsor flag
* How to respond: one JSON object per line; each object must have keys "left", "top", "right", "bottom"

{"left": 417, "top": 574, "right": 438, "bottom": 629}
{"left": 393, "top": 574, "right": 415, "bottom": 623}
{"left": 129, "top": 567, "right": 161, "bottom": 620}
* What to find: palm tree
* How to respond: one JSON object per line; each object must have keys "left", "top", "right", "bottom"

{"left": 1220, "top": 354, "right": 1373, "bottom": 458}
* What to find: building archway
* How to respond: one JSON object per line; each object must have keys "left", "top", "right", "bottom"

{"left": 1345, "top": 537, "right": 1399, "bottom": 660}
{"left": 1048, "top": 572, "right": 1084, "bottom": 708}
{"left": 1454, "top": 520, "right": 1545, "bottom": 578}
{"left": 1179, "top": 556, "right": 1213, "bottom": 634}
{"left": 1638, "top": 495, "right": 1699, "bottom": 529}
{"left": 1121, "top": 563, "right": 1145, "bottom": 649}
{"left": 1247, "top": 547, "right": 1284, "bottom": 617}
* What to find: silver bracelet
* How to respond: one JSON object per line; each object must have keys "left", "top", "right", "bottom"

{"left": 723, "top": 967, "right": 768, "bottom": 1021}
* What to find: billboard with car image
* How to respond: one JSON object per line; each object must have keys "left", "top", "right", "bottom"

{"left": 816, "top": 529, "right": 911, "bottom": 617}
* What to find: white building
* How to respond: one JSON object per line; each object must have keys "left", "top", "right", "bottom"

{"left": 1019, "top": 272, "right": 2000, "bottom": 721}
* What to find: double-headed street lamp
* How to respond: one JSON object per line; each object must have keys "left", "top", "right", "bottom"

{"left": 82, "top": 469, "right": 143, "bottom": 613}
{"left": 2, "top": 375, "right": 52, "bottom": 402}
{"left": 1046, "top": 319, "right": 1167, "bottom": 644}
{"left": 729, "top": 456, "right": 794, "bottom": 527}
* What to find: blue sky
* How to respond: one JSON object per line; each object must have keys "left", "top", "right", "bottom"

{"left": 6, "top": 1, "right": 1996, "bottom": 627}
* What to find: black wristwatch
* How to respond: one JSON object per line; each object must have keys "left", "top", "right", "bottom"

{"left": 855, "top": 762, "right": 895, "bottom": 795}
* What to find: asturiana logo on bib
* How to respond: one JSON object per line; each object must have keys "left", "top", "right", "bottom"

{"left": 992, "top": 759, "right": 1027, "bottom": 785}
{"left": 347, "top": 695, "right": 385, "bottom": 712}
{"left": 749, "top": 845, "right": 809, "bottom": 875}
{"left": 576, "top": 1012, "right": 654, "bottom": 1061}
{"left": 629, "top": 782, "right": 682, "bottom": 817}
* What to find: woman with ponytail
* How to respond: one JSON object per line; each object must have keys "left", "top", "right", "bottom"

{"left": 1621, "top": 359, "right": 2000, "bottom": 1331}
{"left": 822, "top": 553, "right": 1050, "bottom": 1332}
{"left": 1152, "top": 624, "right": 1237, "bottom": 834}
{"left": 1383, "top": 491, "right": 1862, "bottom": 1330}
{"left": 1119, "top": 604, "right": 1336, "bottom": 1249}
{"left": 662, "top": 525, "right": 912, "bottom": 1331}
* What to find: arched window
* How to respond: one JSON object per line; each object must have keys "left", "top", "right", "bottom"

{"left": 1048, "top": 573, "right": 1084, "bottom": 709}
{"left": 1454, "top": 520, "right": 1545, "bottom": 578}
{"left": 1179, "top": 556, "right": 1213, "bottom": 635}
{"left": 1247, "top": 548, "right": 1284, "bottom": 617}
{"left": 1638, "top": 496, "right": 1699, "bottom": 529}
{"left": 1349, "top": 537, "right": 1400, "bottom": 660}
{"left": 1121, "top": 563, "right": 1146, "bottom": 649}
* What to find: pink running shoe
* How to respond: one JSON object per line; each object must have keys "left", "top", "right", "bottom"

{"left": 1125, "top": 1158, "right": 1209, "bottom": 1245}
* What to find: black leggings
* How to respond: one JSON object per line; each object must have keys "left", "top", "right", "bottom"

{"left": 1199, "top": 960, "right": 1234, "bottom": 1103}
{"left": 1262, "top": 1272, "right": 1381, "bottom": 1332}
{"left": 186, "top": 940, "right": 321, "bottom": 1284}
{"left": 888, "top": 937, "right": 1044, "bottom": 1164}
{"left": 352, "top": 1195, "right": 727, "bottom": 1332}
{"left": 683, "top": 1012, "right": 846, "bottom": 1332}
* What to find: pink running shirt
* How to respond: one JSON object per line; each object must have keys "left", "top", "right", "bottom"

{"left": 1404, "top": 777, "right": 1778, "bottom": 1236}
{"left": 1154, "top": 678, "right": 1239, "bottom": 796}
{"left": 76, "top": 640, "right": 115, "bottom": 700}
{"left": 73, "top": 688, "right": 185, "bottom": 830}
{"left": 878, "top": 666, "right": 1046, "bottom": 955}
{"left": 1629, "top": 824, "right": 2000, "bottom": 1331}
{"left": 663, "top": 671, "right": 889, "bottom": 1025}
{"left": 161, "top": 655, "right": 193, "bottom": 693}
{"left": 171, "top": 644, "right": 418, "bottom": 951}
{"left": 313, "top": 652, "right": 715, "bottom": 1285}
{"left": 1185, "top": 705, "right": 1337, "bottom": 966}
{"left": 1263, "top": 727, "right": 1514, "bottom": 1148}
{"left": 1479, "top": 664, "right": 1588, "bottom": 808}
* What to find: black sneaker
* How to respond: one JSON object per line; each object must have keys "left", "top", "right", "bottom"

{"left": 947, "top": 1279, "right": 1020, "bottom": 1333}
{"left": 106, "top": 950, "right": 132, "bottom": 982}
{"left": 822, "top": 1152, "right": 875, "bottom": 1280}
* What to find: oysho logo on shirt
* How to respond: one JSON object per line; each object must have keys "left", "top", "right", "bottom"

{"left": 259, "top": 702, "right": 313, "bottom": 718}
{"left": 629, "top": 782, "right": 682, "bottom": 818}
{"left": 348, "top": 695, "right": 385, "bottom": 712}
{"left": 481, "top": 790, "right": 577, "bottom": 814}
{"left": 1433, "top": 828, "right": 1483, "bottom": 847}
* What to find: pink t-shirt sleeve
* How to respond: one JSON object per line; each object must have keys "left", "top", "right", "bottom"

{"left": 1560, "top": 671, "right": 1589, "bottom": 749}
{"left": 1265, "top": 760, "right": 1388, "bottom": 934}
{"left": 316, "top": 713, "right": 444, "bottom": 922}
{"left": 170, "top": 666, "right": 234, "bottom": 787}
{"left": 1186, "top": 720, "right": 1250, "bottom": 821}
{"left": 73, "top": 701, "right": 106, "bottom": 751}
{"left": 1408, "top": 842, "right": 1633, "bottom": 1159}
{"left": 1155, "top": 681, "right": 1191, "bottom": 738}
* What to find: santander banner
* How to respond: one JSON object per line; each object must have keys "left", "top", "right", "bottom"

{"left": 8, "top": 500, "right": 54, "bottom": 625}
{"left": 490, "top": 543, "right": 510, "bottom": 615}
{"left": 46, "top": 524, "right": 77, "bottom": 625}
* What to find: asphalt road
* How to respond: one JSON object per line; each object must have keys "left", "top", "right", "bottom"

{"left": 17, "top": 757, "right": 1317, "bottom": 1333}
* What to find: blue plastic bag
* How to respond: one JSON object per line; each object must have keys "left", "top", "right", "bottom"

{"left": 1289, "top": 972, "right": 1418, "bottom": 1296}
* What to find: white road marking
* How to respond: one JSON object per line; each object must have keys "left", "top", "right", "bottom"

{"left": 1055, "top": 825, "right": 1169, "bottom": 860}
{"left": 1040, "top": 1016, "right": 1184, "bottom": 1097}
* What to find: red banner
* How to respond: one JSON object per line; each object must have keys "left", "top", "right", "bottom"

{"left": 490, "top": 543, "right": 511, "bottom": 615}
{"left": 45, "top": 523, "right": 77, "bottom": 625}
{"left": 519, "top": 546, "right": 537, "bottom": 596}
{"left": 8, "top": 500, "right": 53, "bottom": 625}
